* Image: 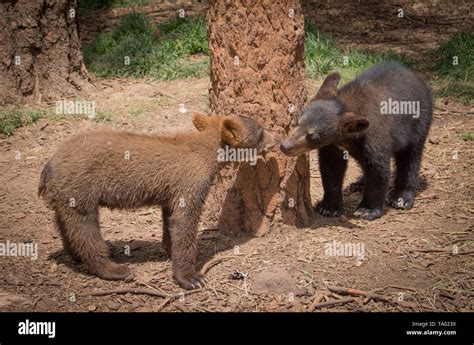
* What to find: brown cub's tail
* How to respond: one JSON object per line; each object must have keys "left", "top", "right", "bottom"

{"left": 38, "top": 161, "right": 53, "bottom": 197}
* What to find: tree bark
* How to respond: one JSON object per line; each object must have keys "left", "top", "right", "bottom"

{"left": 205, "top": 0, "right": 313, "bottom": 236}
{"left": 0, "top": 0, "right": 91, "bottom": 105}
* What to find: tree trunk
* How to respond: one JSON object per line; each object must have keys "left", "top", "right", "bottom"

{"left": 204, "top": 0, "right": 313, "bottom": 236}
{"left": 0, "top": 0, "right": 91, "bottom": 105}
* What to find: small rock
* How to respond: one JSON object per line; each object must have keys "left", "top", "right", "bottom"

{"left": 14, "top": 212, "right": 26, "bottom": 219}
{"left": 88, "top": 304, "right": 97, "bottom": 312}
{"left": 107, "top": 301, "right": 120, "bottom": 311}
{"left": 228, "top": 293, "right": 240, "bottom": 306}
{"left": 295, "top": 287, "right": 309, "bottom": 297}
{"left": 228, "top": 270, "right": 247, "bottom": 280}
{"left": 251, "top": 267, "right": 297, "bottom": 295}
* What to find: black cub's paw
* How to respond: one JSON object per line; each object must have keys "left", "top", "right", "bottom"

{"left": 353, "top": 207, "right": 382, "bottom": 221}
{"left": 388, "top": 190, "right": 415, "bottom": 210}
{"left": 174, "top": 271, "right": 208, "bottom": 290}
{"left": 315, "top": 200, "right": 342, "bottom": 217}
{"left": 343, "top": 178, "right": 364, "bottom": 196}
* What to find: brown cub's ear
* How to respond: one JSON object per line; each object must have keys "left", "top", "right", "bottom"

{"left": 221, "top": 117, "right": 244, "bottom": 146}
{"left": 192, "top": 113, "right": 212, "bottom": 131}
{"left": 313, "top": 72, "right": 341, "bottom": 100}
{"left": 340, "top": 112, "right": 369, "bottom": 135}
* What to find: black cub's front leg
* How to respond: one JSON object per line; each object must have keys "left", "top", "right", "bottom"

{"left": 316, "top": 145, "right": 347, "bottom": 217}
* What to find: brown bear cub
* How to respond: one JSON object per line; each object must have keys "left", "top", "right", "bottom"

{"left": 39, "top": 114, "right": 277, "bottom": 289}
{"left": 281, "top": 61, "right": 433, "bottom": 220}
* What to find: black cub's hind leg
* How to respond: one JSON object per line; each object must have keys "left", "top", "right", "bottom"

{"left": 316, "top": 145, "right": 347, "bottom": 217}
{"left": 389, "top": 144, "right": 423, "bottom": 210}
{"left": 344, "top": 175, "right": 364, "bottom": 196}
{"left": 355, "top": 152, "right": 390, "bottom": 221}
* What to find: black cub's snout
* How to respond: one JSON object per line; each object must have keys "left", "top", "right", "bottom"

{"left": 280, "top": 142, "right": 291, "bottom": 154}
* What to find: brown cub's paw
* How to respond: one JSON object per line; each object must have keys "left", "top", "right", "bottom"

{"left": 353, "top": 207, "right": 382, "bottom": 221}
{"left": 315, "top": 200, "right": 342, "bottom": 217}
{"left": 92, "top": 262, "right": 131, "bottom": 281}
{"left": 174, "top": 271, "right": 207, "bottom": 290}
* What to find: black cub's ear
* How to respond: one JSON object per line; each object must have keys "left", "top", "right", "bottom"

{"left": 340, "top": 112, "right": 369, "bottom": 135}
{"left": 313, "top": 72, "right": 341, "bottom": 100}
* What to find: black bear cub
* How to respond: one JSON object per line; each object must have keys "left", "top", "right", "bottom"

{"left": 281, "top": 61, "right": 433, "bottom": 220}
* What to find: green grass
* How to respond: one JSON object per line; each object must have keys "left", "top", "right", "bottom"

{"left": 82, "top": 13, "right": 472, "bottom": 104}
{"left": 433, "top": 32, "right": 473, "bottom": 81}
{"left": 92, "top": 111, "right": 114, "bottom": 122}
{"left": 79, "top": 0, "right": 149, "bottom": 15}
{"left": 433, "top": 80, "right": 474, "bottom": 105}
{"left": 84, "top": 16, "right": 412, "bottom": 83}
{"left": 0, "top": 107, "right": 47, "bottom": 136}
{"left": 432, "top": 31, "right": 474, "bottom": 104}
{"left": 0, "top": 104, "right": 114, "bottom": 136}
{"left": 304, "top": 23, "right": 412, "bottom": 82}
{"left": 461, "top": 131, "right": 473, "bottom": 141}
{"left": 84, "top": 13, "right": 209, "bottom": 80}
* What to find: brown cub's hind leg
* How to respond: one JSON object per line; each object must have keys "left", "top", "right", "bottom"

{"left": 58, "top": 208, "right": 131, "bottom": 280}
{"left": 168, "top": 207, "right": 206, "bottom": 290}
{"left": 162, "top": 206, "right": 172, "bottom": 257}
{"left": 54, "top": 212, "right": 81, "bottom": 262}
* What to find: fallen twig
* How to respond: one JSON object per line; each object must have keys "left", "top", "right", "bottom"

{"left": 311, "top": 297, "right": 355, "bottom": 310}
{"left": 406, "top": 247, "right": 474, "bottom": 255}
{"left": 201, "top": 256, "right": 234, "bottom": 274}
{"left": 308, "top": 291, "right": 327, "bottom": 312}
{"left": 84, "top": 288, "right": 167, "bottom": 298}
{"left": 442, "top": 237, "right": 474, "bottom": 247}
{"left": 385, "top": 285, "right": 417, "bottom": 292}
{"left": 327, "top": 286, "right": 394, "bottom": 305}
{"left": 155, "top": 297, "right": 172, "bottom": 312}
{"left": 83, "top": 287, "right": 202, "bottom": 300}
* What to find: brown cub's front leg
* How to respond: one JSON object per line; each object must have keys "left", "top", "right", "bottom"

{"left": 168, "top": 207, "right": 206, "bottom": 290}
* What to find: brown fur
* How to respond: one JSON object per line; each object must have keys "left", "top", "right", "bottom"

{"left": 39, "top": 114, "right": 277, "bottom": 289}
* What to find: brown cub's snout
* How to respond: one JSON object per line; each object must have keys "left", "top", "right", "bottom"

{"left": 260, "top": 129, "right": 279, "bottom": 153}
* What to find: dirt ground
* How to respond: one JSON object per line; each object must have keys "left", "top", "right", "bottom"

{"left": 0, "top": 1, "right": 473, "bottom": 312}
{"left": 1, "top": 75, "right": 472, "bottom": 312}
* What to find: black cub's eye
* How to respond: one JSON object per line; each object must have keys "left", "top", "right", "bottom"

{"left": 306, "top": 132, "right": 319, "bottom": 142}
